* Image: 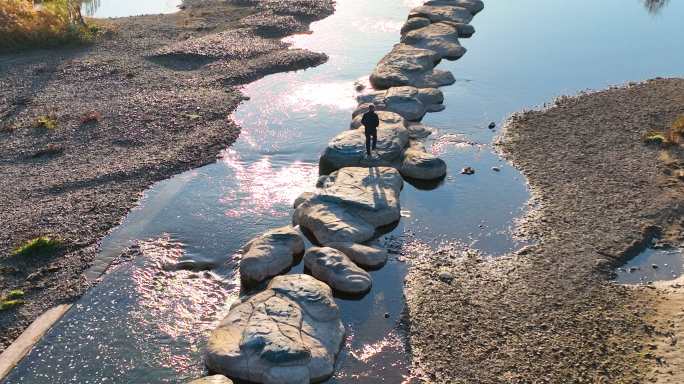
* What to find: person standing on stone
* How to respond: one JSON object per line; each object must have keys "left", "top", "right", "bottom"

{"left": 361, "top": 104, "right": 379, "bottom": 157}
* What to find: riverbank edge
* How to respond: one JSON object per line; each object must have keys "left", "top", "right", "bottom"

{"left": 404, "top": 77, "right": 684, "bottom": 382}
{"left": 0, "top": 0, "right": 335, "bottom": 357}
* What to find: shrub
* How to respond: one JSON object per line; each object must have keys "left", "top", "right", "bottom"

{"left": 11, "top": 236, "right": 62, "bottom": 258}
{"left": 669, "top": 115, "right": 684, "bottom": 144}
{"left": 33, "top": 114, "right": 58, "bottom": 129}
{"left": 80, "top": 111, "right": 101, "bottom": 124}
{"left": 0, "top": 0, "right": 98, "bottom": 52}
{"left": 642, "top": 131, "right": 668, "bottom": 146}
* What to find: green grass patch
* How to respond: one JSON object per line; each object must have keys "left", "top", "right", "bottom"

{"left": 6, "top": 290, "right": 25, "bottom": 299}
{"left": 0, "top": 299, "right": 25, "bottom": 311}
{"left": 11, "top": 236, "right": 62, "bottom": 258}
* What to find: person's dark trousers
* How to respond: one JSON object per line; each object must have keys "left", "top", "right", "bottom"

{"left": 365, "top": 130, "right": 377, "bottom": 155}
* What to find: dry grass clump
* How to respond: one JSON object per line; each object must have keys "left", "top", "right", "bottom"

{"left": 643, "top": 116, "right": 684, "bottom": 146}
{"left": 0, "top": 0, "right": 98, "bottom": 52}
{"left": 33, "top": 114, "right": 58, "bottom": 130}
{"left": 669, "top": 115, "right": 684, "bottom": 144}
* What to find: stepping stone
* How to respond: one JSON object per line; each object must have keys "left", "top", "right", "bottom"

{"left": 370, "top": 44, "right": 455, "bottom": 90}
{"left": 188, "top": 375, "right": 234, "bottom": 384}
{"left": 304, "top": 247, "right": 372, "bottom": 295}
{"left": 423, "top": 0, "right": 485, "bottom": 15}
{"left": 400, "top": 16, "right": 431, "bottom": 35}
{"left": 239, "top": 226, "right": 305, "bottom": 286}
{"left": 406, "top": 123, "right": 436, "bottom": 139}
{"left": 356, "top": 86, "right": 444, "bottom": 121}
{"left": 401, "top": 17, "right": 476, "bottom": 39}
{"left": 400, "top": 145, "right": 447, "bottom": 180}
{"left": 401, "top": 22, "right": 466, "bottom": 61}
{"left": 294, "top": 167, "right": 403, "bottom": 245}
{"left": 294, "top": 201, "right": 376, "bottom": 245}
{"left": 326, "top": 242, "right": 388, "bottom": 269}
{"left": 409, "top": 5, "right": 474, "bottom": 24}
{"left": 320, "top": 111, "right": 409, "bottom": 173}
{"left": 206, "top": 274, "right": 345, "bottom": 384}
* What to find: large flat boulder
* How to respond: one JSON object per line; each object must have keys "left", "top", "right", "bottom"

{"left": 320, "top": 111, "right": 409, "bottom": 173}
{"left": 356, "top": 86, "right": 444, "bottom": 121}
{"left": 401, "top": 22, "right": 466, "bottom": 61}
{"left": 294, "top": 201, "right": 376, "bottom": 245}
{"left": 408, "top": 5, "right": 474, "bottom": 24}
{"left": 400, "top": 16, "right": 431, "bottom": 35}
{"left": 206, "top": 274, "right": 345, "bottom": 384}
{"left": 400, "top": 143, "right": 447, "bottom": 180}
{"left": 423, "top": 0, "right": 484, "bottom": 15}
{"left": 293, "top": 167, "right": 403, "bottom": 245}
{"left": 239, "top": 226, "right": 305, "bottom": 286}
{"left": 370, "top": 44, "right": 455, "bottom": 90}
{"left": 327, "top": 242, "right": 388, "bottom": 269}
{"left": 304, "top": 247, "right": 372, "bottom": 295}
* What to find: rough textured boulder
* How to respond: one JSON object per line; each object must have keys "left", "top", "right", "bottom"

{"left": 400, "top": 16, "right": 431, "bottom": 35}
{"left": 401, "top": 22, "right": 466, "bottom": 60}
{"left": 294, "top": 201, "right": 376, "bottom": 245}
{"left": 356, "top": 86, "right": 444, "bottom": 121}
{"left": 442, "top": 21, "right": 476, "bottom": 38}
{"left": 370, "top": 44, "right": 455, "bottom": 89}
{"left": 423, "top": 0, "right": 484, "bottom": 15}
{"left": 327, "top": 242, "right": 388, "bottom": 269}
{"left": 304, "top": 247, "right": 372, "bottom": 295}
{"left": 188, "top": 375, "right": 234, "bottom": 384}
{"left": 320, "top": 111, "right": 409, "bottom": 172}
{"left": 240, "top": 226, "right": 305, "bottom": 285}
{"left": 406, "top": 123, "right": 435, "bottom": 139}
{"left": 409, "top": 5, "right": 474, "bottom": 24}
{"left": 293, "top": 167, "right": 403, "bottom": 245}
{"left": 400, "top": 144, "right": 447, "bottom": 180}
{"left": 206, "top": 274, "right": 345, "bottom": 384}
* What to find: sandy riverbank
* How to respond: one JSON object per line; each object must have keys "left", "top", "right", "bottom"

{"left": 405, "top": 78, "right": 684, "bottom": 382}
{"left": 0, "top": 0, "right": 334, "bottom": 352}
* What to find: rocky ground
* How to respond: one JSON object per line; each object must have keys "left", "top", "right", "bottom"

{"left": 0, "top": 0, "right": 334, "bottom": 352}
{"left": 405, "top": 78, "right": 684, "bottom": 382}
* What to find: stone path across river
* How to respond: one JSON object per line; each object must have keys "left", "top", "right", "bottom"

{"left": 204, "top": 1, "right": 484, "bottom": 382}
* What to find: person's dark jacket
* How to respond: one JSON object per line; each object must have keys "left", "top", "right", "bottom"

{"left": 361, "top": 110, "right": 380, "bottom": 133}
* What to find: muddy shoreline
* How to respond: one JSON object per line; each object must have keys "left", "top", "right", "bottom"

{"left": 405, "top": 78, "right": 684, "bottom": 382}
{"left": 0, "top": 0, "right": 334, "bottom": 352}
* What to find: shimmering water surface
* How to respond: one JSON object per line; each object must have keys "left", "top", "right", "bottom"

{"left": 6, "top": 0, "right": 684, "bottom": 383}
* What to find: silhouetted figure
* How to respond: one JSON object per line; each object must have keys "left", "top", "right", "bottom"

{"left": 361, "top": 105, "right": 379, "bottom": 156}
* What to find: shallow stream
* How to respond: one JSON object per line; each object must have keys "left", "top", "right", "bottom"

{"left": 5, "top": 0, "right": 684, "bottom": 383}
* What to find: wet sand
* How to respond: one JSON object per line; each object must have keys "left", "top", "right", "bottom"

{"left": 0, "top": 0, "right": 334, "bottom": 352}
{"left": 405, "top": 78, "right": 684, "bottom": 382}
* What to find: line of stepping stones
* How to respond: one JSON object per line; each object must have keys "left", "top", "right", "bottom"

{"left": 200, "top": 1, "right": 484, "bottom": 383}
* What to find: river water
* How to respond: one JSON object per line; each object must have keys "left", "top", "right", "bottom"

{"left": 5, "top": 0, "right": 684, "bottom": 383}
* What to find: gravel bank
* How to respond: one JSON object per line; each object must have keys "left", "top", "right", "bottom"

{"left": 405, "top": 78, "right": 684, "bottom": 382}
{"left": 0, "top": 0, "right": 334, "bottom": 352}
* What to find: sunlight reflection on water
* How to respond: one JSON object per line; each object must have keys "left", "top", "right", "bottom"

{"left": 286, "top": 82, "right": 358, "bottom": 110}
{"left": 218, "top": 149, "right": 318, "bottom": 218}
